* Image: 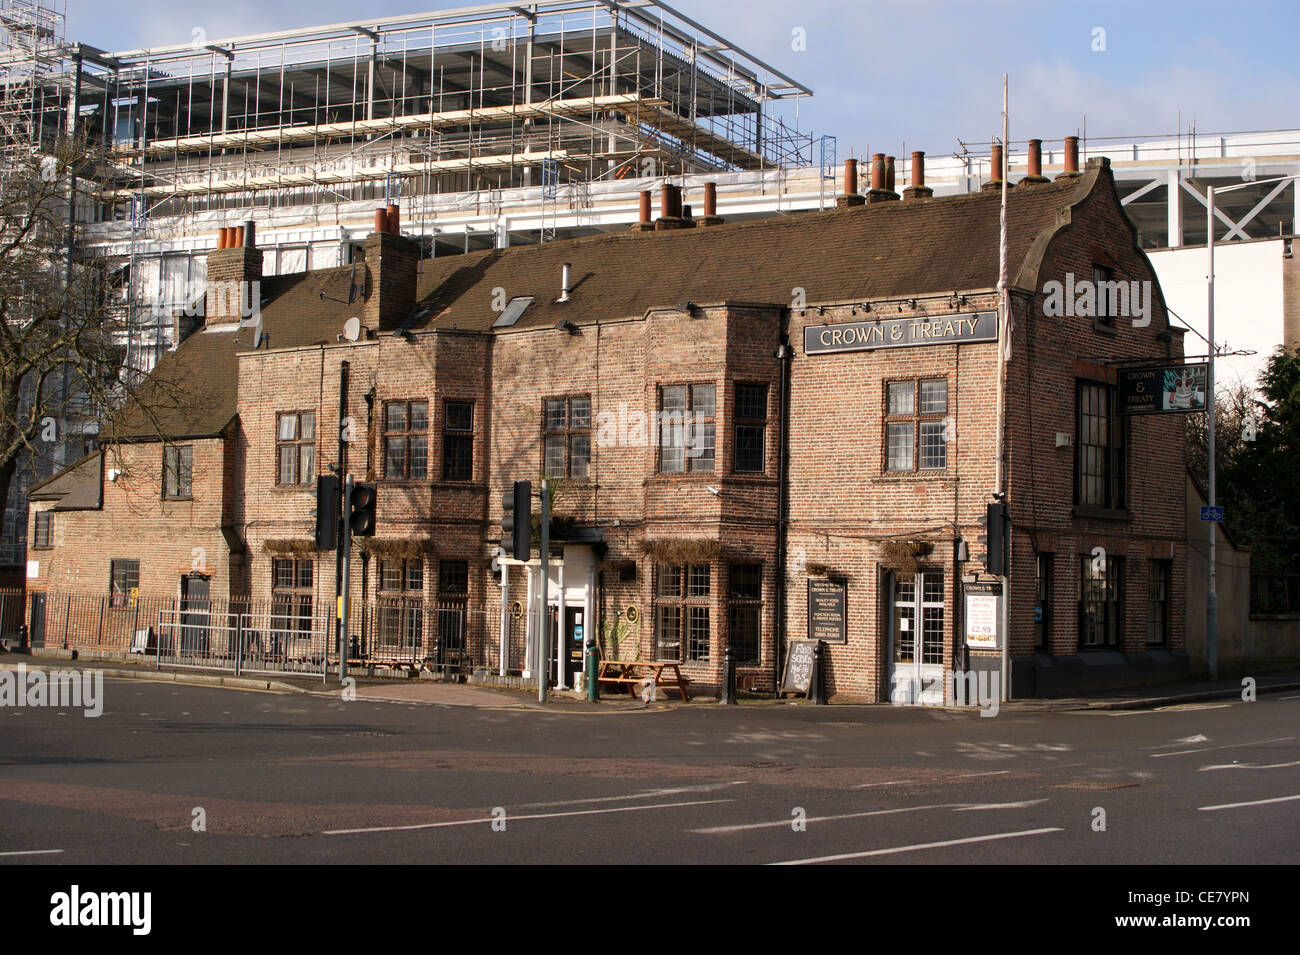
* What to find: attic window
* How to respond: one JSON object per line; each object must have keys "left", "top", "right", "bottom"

{"left": 493, "top": 296, "right": 534, "bottom": 328}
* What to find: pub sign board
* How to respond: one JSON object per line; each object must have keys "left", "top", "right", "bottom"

{"left": 807, "top": 577, "right": 847, "bottom": 644}
{"left": 964, "top": 580, "right": 1002, "bottom": 651}
{"left": 803, "top": 310, "right": 997, "bottom": 355}
{"left": 780, "top": 640, "right": 817, "bottom": 696}
{"left": 1118, "top": 362, "right": 1208, "bottom": 415}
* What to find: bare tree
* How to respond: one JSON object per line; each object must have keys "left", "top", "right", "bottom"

{"left": 0, "top": 135, "right": 196, "bottom": 531}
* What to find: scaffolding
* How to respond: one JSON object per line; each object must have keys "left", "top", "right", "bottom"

{"left": 0, "top": 0, "right": 65, "bottom": 190}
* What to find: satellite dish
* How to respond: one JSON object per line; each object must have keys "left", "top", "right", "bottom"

{"left": 343, "top": 316, "right": 361, "bottom": 342}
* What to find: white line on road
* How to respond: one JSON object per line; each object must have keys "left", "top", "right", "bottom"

{"left": 691, "top": 799, "right": 1044, "bottom": 834}
{"left": 1150, "top": 737, "right": 1293, "bottom": 758}
{"left": 511, "top": 781, "right": 746, "bottom": 810}
{"left": 0, "top": 849, "right": 63, "bottom": 857}
{"left": 769, "top": 828, "right": 1064, "bottom": 865}
{"left": 1200, "top": 760, "right": 1300, "bottom": 772}
{"left": 852, "top": 780, "right": 918, "bottom": 789}
{"left": 1198, "top": 794, "right": 1300, "bottom": 812}
{"left": 951, "top": 770, "right": 1011, "bottom": 778}
{"left": 323, "top": 798, "right": 733, "bottom": 835}
{"left": 953, "top": 799, "right": 1047, "bottom": 811}
{"left": 691, "top": 803, "right": 959, "bottom": 834}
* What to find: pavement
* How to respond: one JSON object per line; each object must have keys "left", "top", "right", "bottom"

{"left": 3, "top": 649, "right": 1299, "bottom": 713}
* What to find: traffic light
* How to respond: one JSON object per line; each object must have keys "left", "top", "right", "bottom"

{"left": 501, "top": 480, "right": 531, "bottom": 558}
{"left": 348, "top": 482, "right": 377, "bottom": 537}
{"left": 977, "top": 501, "right": 1009, "bottom": 576}
{"left": 315, "top": 475, "right": 339, "bottom": 550}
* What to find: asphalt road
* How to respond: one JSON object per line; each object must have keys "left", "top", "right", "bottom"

{"left": 1, "top": 677, "right": 1297, "bottom": 865}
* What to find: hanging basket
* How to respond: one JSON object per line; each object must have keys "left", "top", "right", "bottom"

{"left": 879, "top": 540, "right": 934, "bottom": 581}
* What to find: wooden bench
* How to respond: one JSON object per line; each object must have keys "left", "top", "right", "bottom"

{"left": 597, "top": 659, "right": 691, "bottom": 702}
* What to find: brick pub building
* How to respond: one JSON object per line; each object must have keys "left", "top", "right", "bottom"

{"left": 25, "top": 144, "right": 1190, "bottom": 701}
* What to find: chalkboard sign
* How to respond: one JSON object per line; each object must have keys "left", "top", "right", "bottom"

{"left": 807, "top": 577, "right": 847, "bottom": 644}
{"left": 780, "top": 640, "right": 817, "bottom": 696}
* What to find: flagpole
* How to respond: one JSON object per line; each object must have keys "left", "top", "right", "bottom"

{"left": 994, "top": 74, "right": 1011, "bottom": 703}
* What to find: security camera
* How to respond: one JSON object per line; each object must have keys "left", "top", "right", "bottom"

{"left": 706, "top": 486, "right": 721, "bottom": 496}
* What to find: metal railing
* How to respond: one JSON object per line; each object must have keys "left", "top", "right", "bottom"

{"left": 5, "top": 587, "right": 494, "bottom": 679}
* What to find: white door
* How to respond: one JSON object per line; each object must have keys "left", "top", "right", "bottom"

{"left": 888, "top": 570, "right": 946, "bottom": 704}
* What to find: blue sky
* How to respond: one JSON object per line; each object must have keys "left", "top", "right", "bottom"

{"left": 66, "top": 0, "right": 1300, "bottom": 158}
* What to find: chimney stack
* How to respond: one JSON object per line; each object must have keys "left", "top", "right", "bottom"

{"left": 903, "top": 151, "right": 934, "bottom": 200}
{"left": 837, "top": 158, "right": 866, "bottom": 209}
{"left": 206, "top": 223, "right": 263, "bottom": 328}
{"left": 982, "top": 143, "right": 1013, "bottom": 192}
{"left": 698, "top": 180, "right": 725, "bottom": 226}
{"left": 631, "top": 189, "right": 655, "bottom": 231}
{"left": 655, "top": 182, "right": 693, "bottom": 230}
{"left": 1021, "top": 139, "right": 1049, "bottom": 185}
{"left": 866, "top": 152, "right": 899, "bottom": 203}
{"left": 362, "top": 207, "right": 421, "bottom": 333}
{"left": 1056, "top": 135, "right": 1081, "bottom": 179}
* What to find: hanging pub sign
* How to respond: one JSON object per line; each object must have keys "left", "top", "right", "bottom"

{"left": 1118, "top": 362, "right": 1208, "bottom": 415}
{"left": 807, "top": 577, "right": 847, "bottom": 644}
{"left": 803, "top": 310, "right": 997, "bottom": 355}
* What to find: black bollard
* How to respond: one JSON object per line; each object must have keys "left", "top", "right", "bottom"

{"left": 720, "top": 644, "right": 737, "bottom": 705}
{"left": 811, "top": 640, "right": 828, "bottom": 705}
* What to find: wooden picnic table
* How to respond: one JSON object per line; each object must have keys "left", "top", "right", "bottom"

{"left": 596, "top": 659, "right": 691, "bottom": 701}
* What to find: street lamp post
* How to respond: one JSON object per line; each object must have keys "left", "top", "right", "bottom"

{"left": 1204, "top": 174, "right": 1300, "bottom": 680}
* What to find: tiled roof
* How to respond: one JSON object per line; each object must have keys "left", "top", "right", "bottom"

{"left": 28, "top": 451, "right": 102, "bottom": 510}
{"left": 108, "top": 164, "right": 1106, "bottom": 445}
{"left": 413, "top": 167, "right": 1098, "bottom": 333}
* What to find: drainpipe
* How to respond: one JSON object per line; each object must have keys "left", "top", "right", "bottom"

{"left": 773, "top": 320, "right": 793, "bottom": 696}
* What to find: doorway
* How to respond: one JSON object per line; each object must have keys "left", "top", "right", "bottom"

{"left": 887, "top": 570, "right": 946, "bottom": 704}
{"left": 180, "top": 574, "right": 211, "bottom": 656}
{"left": 29, "top": 593, "right": 45, "bottom": 648}
{"left": 560, "top": 605, "right": 585, "bottom": 687}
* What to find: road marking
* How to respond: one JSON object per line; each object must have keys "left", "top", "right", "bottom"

{"left": 323, "top": 798, "right": 733, "bottom": 835}
{"left": 951, "top": 770, "right": 1010, "bottom": 778}
{"left": 691, "top": 799, "right": 1043, "bottom": 835}
{"left": 1150, "top": 736, "right": 1293, "bottom": 758}
{"left": 1200, "top": 759, "right": 1300, "bottom": 771}
{"left": 1199, "top": 794, "right": 1300, "bottom": 812}
{"left": 0, "top": 849, "right": 63, "bottom": 858}
{"left": 512, "top": 781, "right": 746, "bottom": 810}
{"left": 953, "top": 799, "right": 1047, "bottom": 811}
{"left": 692, "top": 803, "right": 959, "bottom": 834}
{"left": 852, "top": 780, "right": 918, "bottom": 789}
{"left": 1278, "top": 695, "right": 1300, "bottom": 701}
{"left": 769, "top": 828, "right": 1063, "bottom": 865}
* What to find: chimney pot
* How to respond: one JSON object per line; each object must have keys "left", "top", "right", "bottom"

{"left": 387, "top": 203, "right": 400, "bottom": 234}
{"left": 560, "top": 262, "right": 572, "bottom": 302}
{"left": 885, "top": 156, "right": 896, "bottom": 193}
{"left": 1028, "top": 139, "right": 1042, "bottom": 178}
{"left": 640, "top": 190, "right": 652, "bottom": 223}
{"left": 374, "top": 208, "right": 389, "bottom": 234}
{"left": 703, "top": 181, "right": 717, "bottom": 217}
{"left": 233, "top": 226, "right": 245, "bottom": 248}
{"left": 1057, "top": 135, "right": 1081, "bottom": 178}
{"left": 843, "top": 158, "right": 859, "bottom": 196}
{"left": 870, "top": 153, "right": 885, "bottom": 191}
{"left": 902, "top": 151, "right": 934, "bottom": 200}
{"left": 243, "top": 220, "right": 256, "bottom": 248}
{"left": 990, "top": 144, "right": 1004, "bottom": 182}
{"left": 216, "top": 228, "right": 227, "bottom": 249}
